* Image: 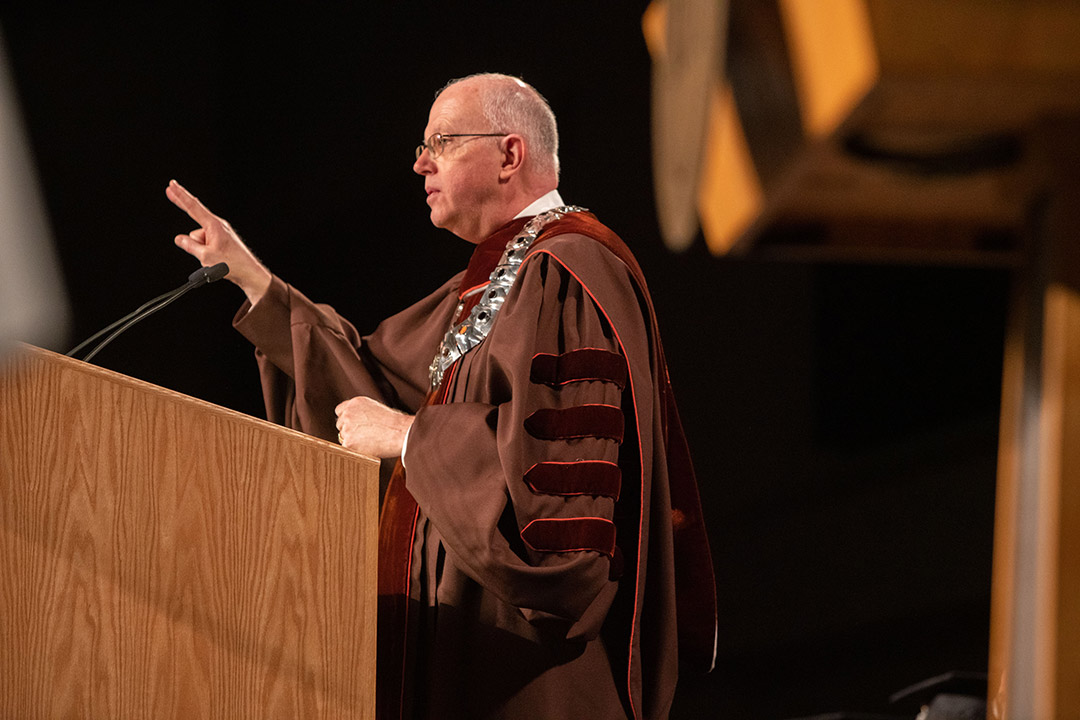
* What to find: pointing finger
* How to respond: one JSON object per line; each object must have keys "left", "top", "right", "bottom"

{"left": 166, "top": 179, "right": 217, "bottom": 226}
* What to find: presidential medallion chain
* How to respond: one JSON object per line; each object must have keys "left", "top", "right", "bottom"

{"left": 428, "top": 206, "right": 586, "bottom": 389}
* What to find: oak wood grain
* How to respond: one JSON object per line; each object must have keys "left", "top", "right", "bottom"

{"left": 0, "top": 345, "right": 378, "bottom": 719}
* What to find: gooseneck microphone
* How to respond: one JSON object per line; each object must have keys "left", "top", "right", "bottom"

{"left": 66, "top": 262, "right": 229, "bottom": 363}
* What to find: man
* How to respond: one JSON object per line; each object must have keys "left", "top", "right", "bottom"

{"left": 168, "top": 73, "right": 715, "bottom": 720}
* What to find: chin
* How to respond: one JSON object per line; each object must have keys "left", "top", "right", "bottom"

{"left": 429, "top": 208, "right": 457, "bottom": 233}
{"left": 429, "top": 212, "right": 450, "bottom": 231}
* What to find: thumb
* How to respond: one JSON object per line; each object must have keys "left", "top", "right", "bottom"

{"left": 174, "top": 233, "right": 206, "bottom": 261}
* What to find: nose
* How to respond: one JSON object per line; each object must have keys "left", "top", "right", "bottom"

{"left": 413, "top": 148, "right": 434, "bottom": 176}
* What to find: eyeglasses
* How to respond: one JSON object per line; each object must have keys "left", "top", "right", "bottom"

{"left": 415, "top": 133, "right": 507, "bottom": 160}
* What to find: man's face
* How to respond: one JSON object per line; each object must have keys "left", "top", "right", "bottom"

{"left": 412, "top": 81, "right": 504, "bottom": 243}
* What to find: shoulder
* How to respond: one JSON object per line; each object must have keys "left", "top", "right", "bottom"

{"left": 518, "top": 232, "right": 647, "bottom": 332}
{"left": 524, "top": 232, "right": 632, "bottom": 283}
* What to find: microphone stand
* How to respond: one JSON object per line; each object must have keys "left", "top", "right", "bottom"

{"left": 66, "top": 263, "right": 229, "bottom": 363}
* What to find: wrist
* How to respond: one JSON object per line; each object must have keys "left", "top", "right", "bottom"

{"left": 238, "top": 266, "right": 273, "bottom": 306}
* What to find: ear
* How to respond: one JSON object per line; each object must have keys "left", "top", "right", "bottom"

{"left": 498, "top": 134, "right": 526, "bottom": 181}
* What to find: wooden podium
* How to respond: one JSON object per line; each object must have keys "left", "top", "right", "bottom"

{"left": 0, "top": 345, "right": 379, "bottom": 719}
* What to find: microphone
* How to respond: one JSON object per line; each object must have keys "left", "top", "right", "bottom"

{"left": 66, "top": 262, "right": 229, "bottom": 363}
{"left": 187, "top": 262, "right": 230, "bottom": 286}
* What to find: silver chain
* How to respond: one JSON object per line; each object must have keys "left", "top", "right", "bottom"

{"left": 428, "top": 206, "right": 586, "bottom": 389}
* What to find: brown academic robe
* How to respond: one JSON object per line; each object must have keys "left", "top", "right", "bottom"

{"left": 233, "top": 213, "right": 716, "bottom": 720}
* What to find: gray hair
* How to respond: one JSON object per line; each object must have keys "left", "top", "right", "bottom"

{"left": 438, "top": 73, "right": 560, "bottom": 178}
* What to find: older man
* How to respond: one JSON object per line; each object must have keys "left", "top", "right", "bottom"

{"left": 168, "top": 73, "right": 715, "bottom": 720}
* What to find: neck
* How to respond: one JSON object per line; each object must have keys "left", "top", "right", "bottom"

{"left": 462, "top": 184, "right": 559, "bottom": 244}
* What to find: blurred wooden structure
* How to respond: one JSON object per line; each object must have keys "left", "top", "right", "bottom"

{"left": 647, "top": 2, "right": 1080, "bottom": 717}
{"left": 0, "top": 345, "right": 379, "bottom": 719}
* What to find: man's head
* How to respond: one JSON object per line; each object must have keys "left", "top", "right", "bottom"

{"left": 413, "top": 73, "right": 560, "bottom": 244}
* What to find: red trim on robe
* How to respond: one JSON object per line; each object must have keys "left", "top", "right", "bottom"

{"left": 523, "top": 249, "right": 648, "bottom": 720}
{"left": 527, "top": 216, "right": 718, "bottom": 677}
{"left": 520, "top": 517, "right": 617, "bottom": 556}
{"left": 376, "top": 460, "right": 420, "bottom": 720}
{"left": 524, "top": 404, "right": 625, "bottom": 442}
{"left": 378, "top": 211, "right": 717, "bottom": 720}
{"left": 457, "top": 217, "right": 530, "bottom": 295}
{"left": 530, "top": 348, "right": 628, "bottom": 390}
{"left": 458, "top": 281, "right": 490, "bottom": 301}
{"left": 524, "top": 460, "right": 622, "bottom": 499}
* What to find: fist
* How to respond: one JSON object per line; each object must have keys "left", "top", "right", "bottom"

{"left": 334, "top": 396, "right": 414, "bottom": 458}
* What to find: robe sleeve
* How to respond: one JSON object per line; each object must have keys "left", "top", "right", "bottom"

{"left": 232, "top": 272, "right": 462, "bottom": 441}
{"left": 405, "top": 242, "right": 647, "bottom": 642}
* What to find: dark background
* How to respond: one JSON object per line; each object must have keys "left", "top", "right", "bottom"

{"left": 1, "top": 4, "right": 1007, "bottom": 718}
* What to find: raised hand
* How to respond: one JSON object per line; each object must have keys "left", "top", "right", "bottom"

{"left": 166, "top": 179, "right": 273, "bottom": 305}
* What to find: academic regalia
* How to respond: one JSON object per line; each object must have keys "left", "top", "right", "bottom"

{"left": 234, "top": 212, "right": 716, "bottom": 720}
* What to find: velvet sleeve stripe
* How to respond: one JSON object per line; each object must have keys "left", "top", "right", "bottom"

{"left": 520, "top": 517, "right": 617, "bottom": 557}
{"left": 523, "top": 404, "right": 624, "bottom": 442}
{"left": 530, "top": 349, "right": 628, "bottom": 390}
{"left": 524, "top": 461, "right": 622, "bottom": 499}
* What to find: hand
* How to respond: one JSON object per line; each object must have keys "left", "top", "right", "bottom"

{"left": 166, "top": 179, "right": 273, "bottom": 305}
{"left": 335, "top": 396, "right": 415, "bottom": 458}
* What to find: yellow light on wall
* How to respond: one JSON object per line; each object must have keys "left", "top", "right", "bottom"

{"left": 642, "top": 0, "right": 667, "bottom": 58}
{"left": 645, "top": 0, "right": 878, "bottom": 254}
{"left": 778, "top": 0, "right": 879, "bottom": 137}
{"left": 644, "top": 0, "right": 761, "bottom": 255}
{"left": 697, "top": 82, "right": 764, "bottom": 255}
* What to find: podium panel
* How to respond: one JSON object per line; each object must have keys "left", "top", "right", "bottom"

{"left": 0, "top": 346, "right": 378, "bottom": 719}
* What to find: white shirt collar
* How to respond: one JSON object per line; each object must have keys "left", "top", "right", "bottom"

{"left": 513, "top": 189, "right": 565, "bottom": 219}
